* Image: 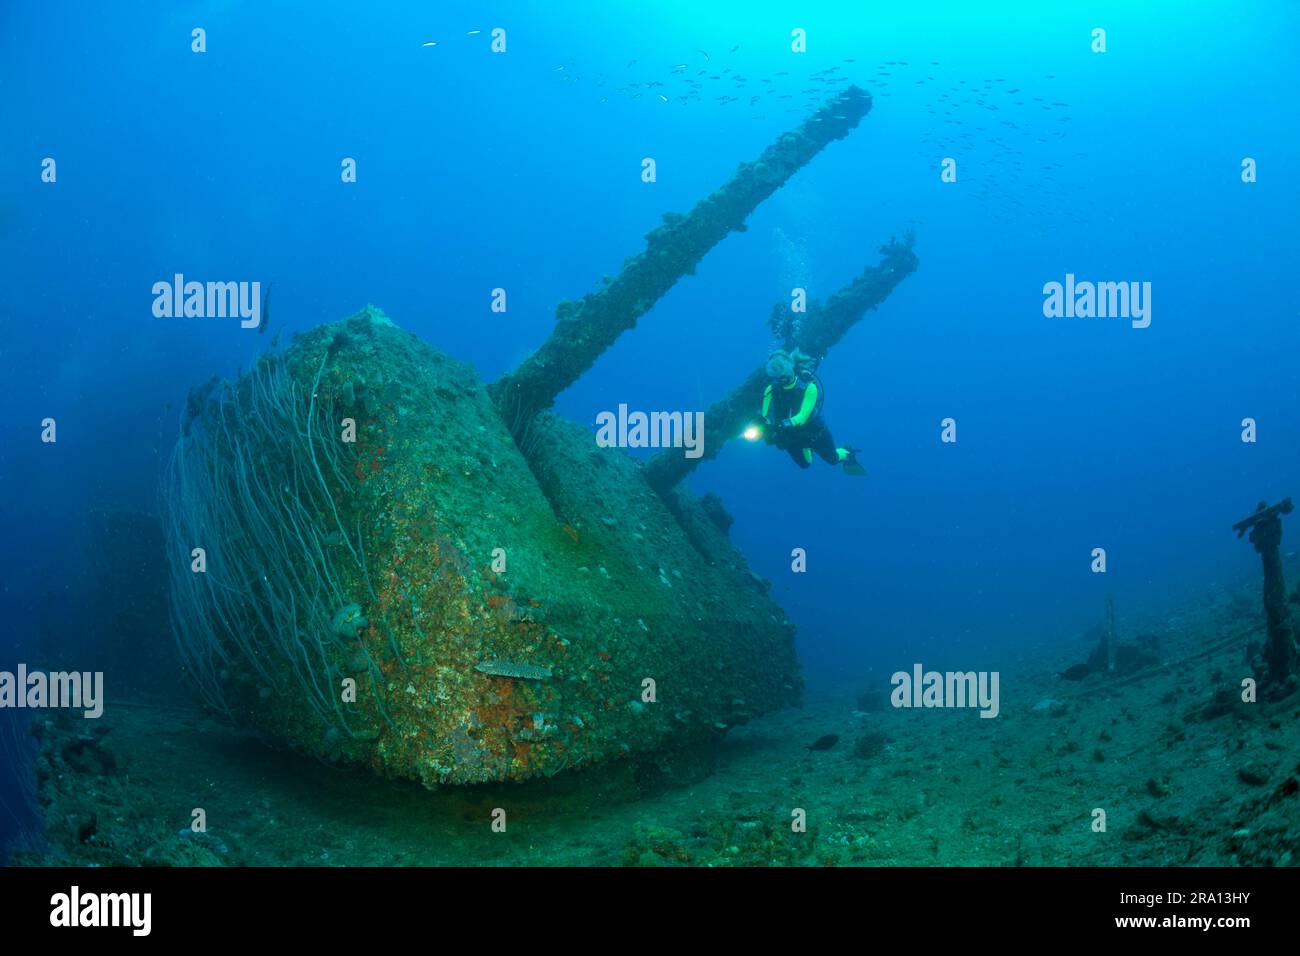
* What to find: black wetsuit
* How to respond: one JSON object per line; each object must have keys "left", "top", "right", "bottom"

{"left": 762, "top": 373, "right": 841, "bottom": 469}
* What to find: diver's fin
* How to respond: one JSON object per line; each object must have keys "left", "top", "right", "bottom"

{"left": 840, "top": 447, "right": 866, "bottom": 477}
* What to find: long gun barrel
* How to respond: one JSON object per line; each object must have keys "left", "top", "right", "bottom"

{"left": 491, "top": 86, "right": 874, "bottom": 422}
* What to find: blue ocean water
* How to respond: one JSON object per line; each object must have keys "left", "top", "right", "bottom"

{"left": 1, "top": 2, "right": 1297, "bottom": 861}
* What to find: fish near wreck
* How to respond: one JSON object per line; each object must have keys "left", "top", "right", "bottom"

{"left": 474, "top": 660, "right": 553, "bottom": 680}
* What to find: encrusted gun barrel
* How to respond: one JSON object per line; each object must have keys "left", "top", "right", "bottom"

{"left": 163, "top": 307, "right": 802, "bottom": 787}
{"left": 490, "top": 86, "right": 873, "bottom": 420}
{"left": 643, "top": 237, "right": 919, "bottom": 491}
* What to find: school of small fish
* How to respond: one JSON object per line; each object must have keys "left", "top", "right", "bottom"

{"left": 420, "top": 31, "right": 1086, "bottom": 239}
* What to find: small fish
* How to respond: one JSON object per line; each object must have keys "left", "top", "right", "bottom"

{"left": 807, "top": 734, "right": 840, "bottom": 752}
{"left": 729, "top": 44, "right": 740, "bottom": 53}
{"left": 658, "top": 94, "right": 668, "bottom": 102}
{"left": 466, "top": 30, "right": 480, "bottom": 36}
{"left": 420, "top": 41, "right": 437, "bottom": 48}
{"left": 698, "top": 49, "right": 710, "bottom": 61}
{"left": 1057, "top": 663, "right": 1090, "bottom": 681}
{"left": 673, "top": 63, "right": 687, "bottom": 70}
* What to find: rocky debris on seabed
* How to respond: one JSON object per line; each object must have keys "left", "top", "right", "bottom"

{"left": 16, "top": 578, "right": 1300, "bottom": 866}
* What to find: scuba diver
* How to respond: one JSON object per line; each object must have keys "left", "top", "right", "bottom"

{"left": 745, "top": 348, "right": 865, "bottom": 475}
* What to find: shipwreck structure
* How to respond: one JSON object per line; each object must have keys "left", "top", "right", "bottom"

{"left": 1234, "top": 498, "right": 1297, "bottom": 686}
{"left": 163, "top": 85, "right": 917, "bottom": 788}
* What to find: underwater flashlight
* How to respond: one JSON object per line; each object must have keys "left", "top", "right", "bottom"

{"left": 742, "top": 424, "right": 762, "bottom": 442}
